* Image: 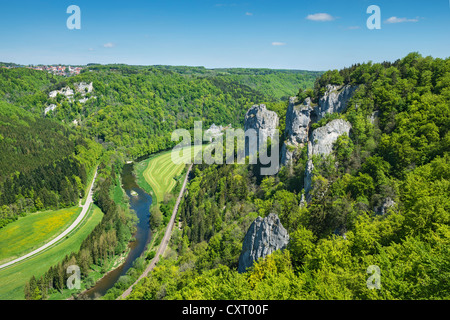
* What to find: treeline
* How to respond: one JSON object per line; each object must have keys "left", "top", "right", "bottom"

{"left": 0, "top": 68, "right": 59, "bottom": 113}
{"left": 25, "top": 159, "right": 136, "bottom": 300}
{"left": 151, "top": 65, "right": 322, "bottom": 100}
{"left": 0, "top": 102, "right": 75, "bottom": 177}
{"left": 127, "top": 53, "right": 450, "bottom": 300}
{"left": 42, "top": 64, "right": 319, "bottom": 159}
{"left": 0, "top": 157, "right": 84, "bottom": 228}
{"left": 0, "top": 103, "right": 102, "bottom": 228}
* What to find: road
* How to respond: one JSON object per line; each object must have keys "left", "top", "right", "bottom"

{"left": 0, "top": 168, "right": 98, "bottom": 270}
{"left": 118, "top": 164, "right": 193, "bottom": 300}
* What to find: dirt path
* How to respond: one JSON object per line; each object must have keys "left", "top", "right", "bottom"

{"left": 118, "top": 164, "right": 193, "bottom": 300}
{"left": 0, "top": 168, "right": 98, "bottom": 270}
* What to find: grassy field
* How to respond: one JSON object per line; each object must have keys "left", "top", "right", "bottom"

{"left": 0, "top": 207, "right": 81, "bottom": 265}
{"left": 0, "top": 205, "right": 103, "bottom": 300}
{"left": 138, "top": 145, "right": 203, "bottom": 206}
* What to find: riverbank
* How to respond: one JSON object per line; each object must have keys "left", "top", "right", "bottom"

{"left": 118, "top": 163, "right": 193, "bottom": 299}
{"left": 71, "top": 147, "right": 197, "bottom": 300}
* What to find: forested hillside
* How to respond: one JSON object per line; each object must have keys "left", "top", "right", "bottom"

{"left": 0, "top": 102, "right": 102, "bottom": 228}
{"left": 0, "top": 68, "right": 58, "bottom": 112}
{"left": 4, "top": 53, "right": 447, "bottom": 300}
{"left": 42, "top": 65, "right": 318, "bottom": 158}
{"left": 151, "top": 66, "right": 322, "bottom": 100}
{"left": 0, "top": 63, "right": 320, "bottom": 299}
{"left": 127, "top": 53, "right": 450, "bottom": 300}
{"left": 0, "top": 64, "right": 318, "bottom": 230}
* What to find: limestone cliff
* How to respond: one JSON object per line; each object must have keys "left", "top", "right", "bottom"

{"left": 316, "top": 84, "right": 358, "bottom": 121}
{"left": 238, "top": 213, "right": 289, "bottom": 273}
{"left": 281, "top": 97, "right": 313, "bottom": 165}
{"left": 281, "top": 85, "right": 358, "bottom": 166}
{"left": 304, "top": 119, "right": 352, "bottom": 195}
{"left": 244, "top": 104, "right": 279, "bottom": 155}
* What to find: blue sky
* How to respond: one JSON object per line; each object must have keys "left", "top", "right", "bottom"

{"left": 0, "top": 0, "right": 449, "bottom": 70}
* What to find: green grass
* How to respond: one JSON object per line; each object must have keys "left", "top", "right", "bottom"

{"left": 0, "top": 205, "right": 104, "bottom": 300}
{"left": 0, "top": 207, "right": 81, "bottom": 265}
{"left": 138, "top": 145, "right": 203, "bottom": 207}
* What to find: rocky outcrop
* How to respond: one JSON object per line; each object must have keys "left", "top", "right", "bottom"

{"left": 48, "top": 82, "right": 95, "bottom": 103}
{"left": 374, "top": 197, "right": 396, "bottom": 215}
{"left": 49, "top": 87, "right": 74, "bottom": 99}
{"left": 316, "top": 85, "right": 358, "bottom": 121}
{"left": 304, "top": 119, "right": 352, "bottom": 195}
{"left": 74, "top": 82, "right": 94, "bottom": 94}
{"left": 44, "top": 104, "right": 57, "bottom": 115}
{"left": 304, "top": 155, "right": 314, "bottom": 195}
{"left": 279, "top": 84, "right": 358, "bottom": 201}
{"left": 238, "top": 213, "right": 289, "bottom": 273}
{"left": 369, "top": 110, "right": 379, "bottom": 125}
{"left": 281, "top": 85, "right": 357, "bottom": 166}
{"left": 204, "top": 123, "right": 231, "bottom": 142}
{"left": 244, "top": 104, "right": 279, "bottom": 154}
{"left": 281, "top": 97, "right": 313, "bottom": 165}
{"left": 310, "top": 119, "right": 352, "bottom": 156}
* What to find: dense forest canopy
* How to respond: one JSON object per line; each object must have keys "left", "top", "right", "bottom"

{"left": 126, "top": 53, "right": 450, "bottom": 300}
{"left": 1, "top": 53, "right": 449, "bottom": 300}
{"left": 36, "top": 65, "right": 318, "bottom": 158}
{"left": 0, "top": 102, "right": 102, "bottom": 228}
{"left": 0, "top": 63, "right": 320, "bottom": 299}
{"left": 0, "top": 64, "right": 318, "bottom": 228}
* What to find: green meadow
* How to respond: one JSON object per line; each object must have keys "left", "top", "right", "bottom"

{"left": 138, "top": 145, "right": 203, "bottom": 206}
{"left": 0, "top": 205, "right": 103, "bottom": 300}
{"left": 0, "top": 207, "right": 80, "bottom": 265}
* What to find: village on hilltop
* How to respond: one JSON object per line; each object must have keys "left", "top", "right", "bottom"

{"left": 1, "top": 63, "right": 84, "bottom": 76}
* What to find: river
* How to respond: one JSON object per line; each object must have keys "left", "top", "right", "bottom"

{"left": 83, "top": 162, "right": 152, "bottom": 300}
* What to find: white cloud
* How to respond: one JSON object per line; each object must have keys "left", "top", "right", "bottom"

{"left": 272, "top": 42, "right": 286, "bottom": 46}
{"left": 385, "top": 16, "right": 419, "bottom": 24}
{"left": 103, "top": 42, "right": 115, "bottom": 48}
{"left": 88, "top": 48, "right": 94, "bottom": 51}
{"left": 245, "top": 12, "right": 253, "bottom": 16}
{"left": 306, "top": 13, "right": 335, "bottom": 22}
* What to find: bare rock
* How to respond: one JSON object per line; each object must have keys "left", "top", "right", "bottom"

{"left": 317, "top": 85, "right": 358, "bottom": 121}
{"left": 310, "top": 119, "right": 352, "bottom": 156}
{"left": 281, "top": 97, "right": 313, "bottom": 165}
{"left": 238, "top": 213, "right": 289, "bottom": 273}
{"left": 304, "top": 119, "right": 351, "bottom": 196}
{"left": 244, "top": 104, "right": 279, "bottom": 155}
{"left": 375, "top": 197, "right": 396, "bottom": 215}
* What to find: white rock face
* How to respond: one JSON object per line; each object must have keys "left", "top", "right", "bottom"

{"left": 304, "top": 119, "right": 352, "bottom": 195}
{"left": 375, "top": 197, "right": 396, "bottom": 215}
{"left": 238, "top": 213, "right": 289, "bottom": 273}
{"left": 49, "top": 87, "right": 74, "bottom": 99}
{"left": 281, "top": 97, "right": 313, "bottom": 165}
{"left": 304, "top": 157, "right": 314, "bottom": 195}
{"left": 74, "top": 82, "right": 93, "bottom": 94}
{"left": 49, "top": 82, "right": 94, "bottom": 103}
{"left": 317, "top": 85, "right": 358, "bottom": 121}
{"left": 310, "top": 119, "right": 352, "bottom": 156}
{"left": 244, "top": 104, "right": 279, "bottom": 153}
{"left": 44, "top": 104, "right": 57, "bottom": 115}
